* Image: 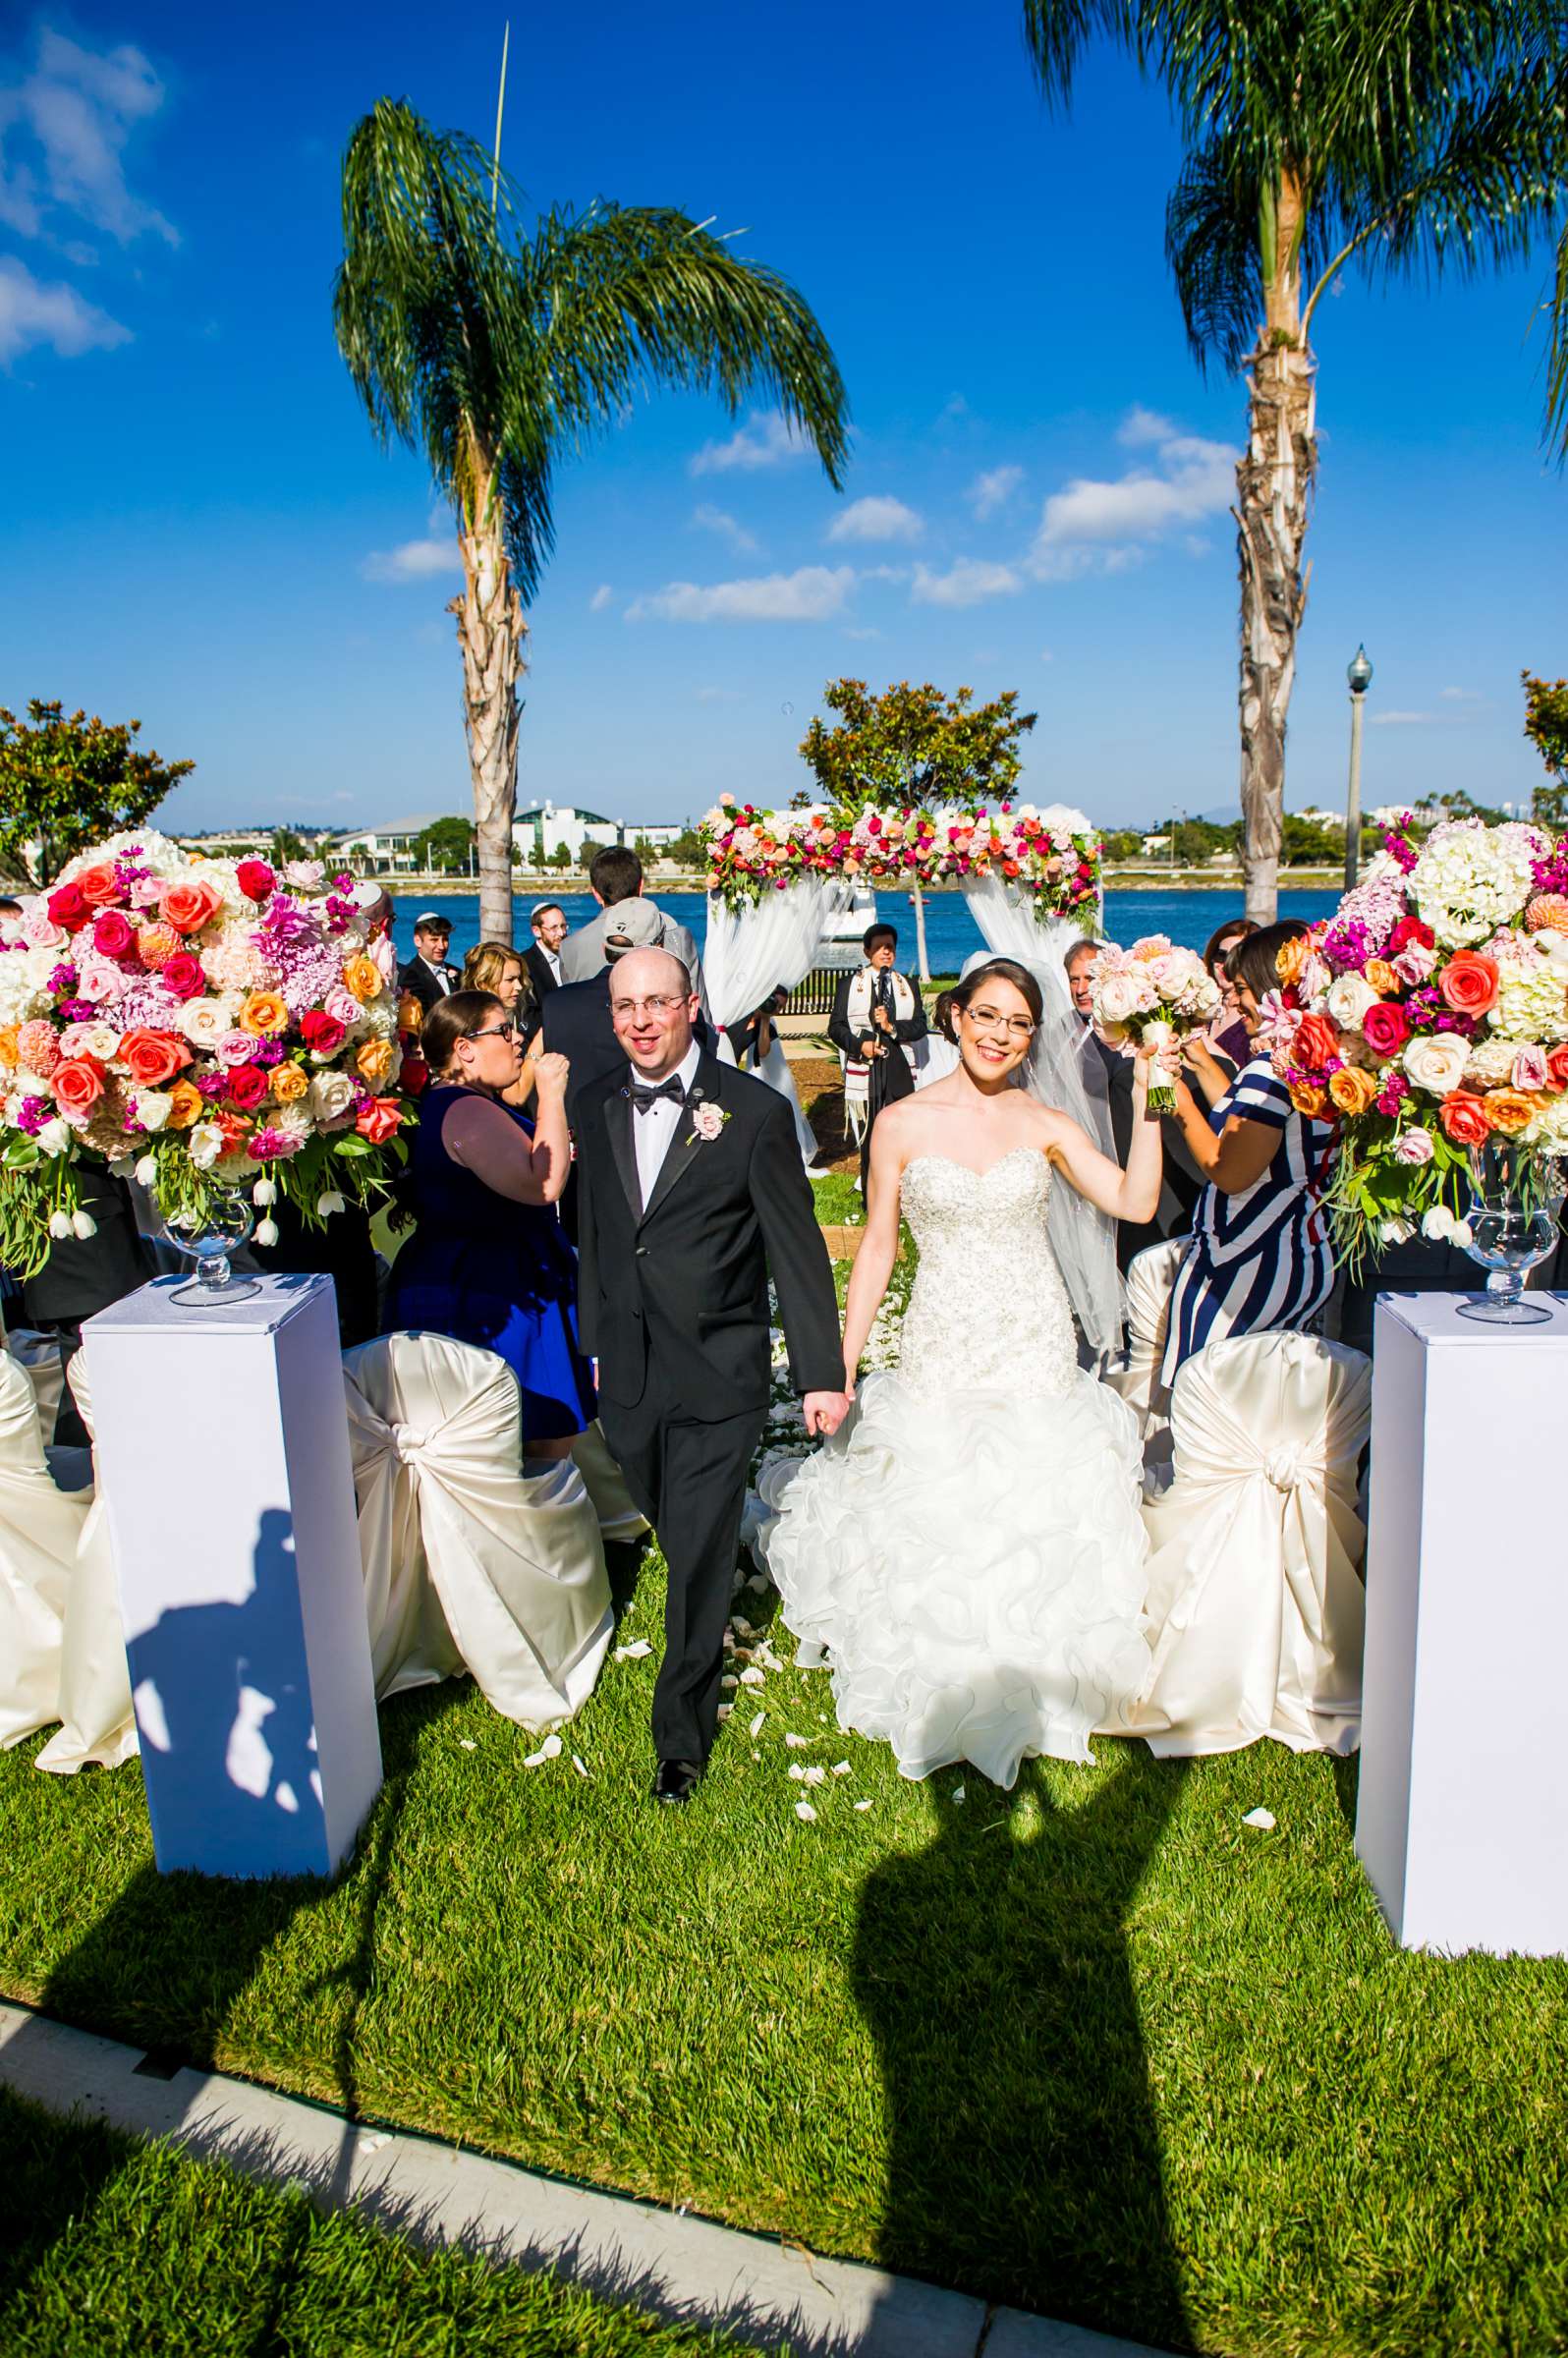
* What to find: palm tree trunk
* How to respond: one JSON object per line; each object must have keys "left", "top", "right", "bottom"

{"left": 1234, "top": 198, "right": 1316, "bottom": 926}
{"left": 449, "top": 441, "right": 527, "bottom": 945}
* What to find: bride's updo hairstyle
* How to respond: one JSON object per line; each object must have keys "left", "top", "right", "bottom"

{"left": 937, "top": 957, "right": 1043, "bottom": 1043}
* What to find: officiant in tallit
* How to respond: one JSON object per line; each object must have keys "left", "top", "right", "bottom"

{"left": 828, "top": 923, "right": 927, "bottom": 1190}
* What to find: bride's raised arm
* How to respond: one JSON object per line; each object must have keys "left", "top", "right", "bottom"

{"left": 839, "top": 1112, "right": 906, "bottom": 1394}
{"left": 1044, "top": 1043, "right": 1165, "bottom": 1224}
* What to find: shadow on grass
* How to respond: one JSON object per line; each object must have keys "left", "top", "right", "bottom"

{"left": 856, "top": 1749, "right": 1195, "bottom": 2354}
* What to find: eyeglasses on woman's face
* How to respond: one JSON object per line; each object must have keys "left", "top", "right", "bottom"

{"left": 469, "top": 1020, "right": 522, "bottom": 1043}
{"left": 962, "top": 1001, "right": 1036, "bottom": 1042}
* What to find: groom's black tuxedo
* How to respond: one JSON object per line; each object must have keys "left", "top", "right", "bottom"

{"left": 575, "top": 1051, "right": 841, "bottom": 1763}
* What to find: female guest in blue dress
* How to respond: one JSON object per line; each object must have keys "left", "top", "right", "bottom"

{"left": 384, "top": 991, "right": 594, "bottom": 1455}
{"left": 1161, "top": 922, "right": 1335, "bottom": 1383}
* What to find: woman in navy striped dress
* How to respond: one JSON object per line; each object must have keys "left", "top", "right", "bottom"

{"left": 1161, "top": 922, "right": 1335, "bottom": 1384}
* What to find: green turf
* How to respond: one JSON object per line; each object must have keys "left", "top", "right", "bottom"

{"left": 0, "top": 2088, "right": 770, "bottom": 2357}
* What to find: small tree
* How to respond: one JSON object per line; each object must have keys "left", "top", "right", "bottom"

{"left": 798, "top": 679, "right": 1037, "bottom": 979}
{"left": 416, "top": 814, "right": 477, "bottom": 873}
{"left": 271, "top": 824, "right": 309, "bottom": 869}
{"left": 1523, "top": 671, "right": 1568, "bottom": 833}
{"left": 550, "top": 841, "right": 574, "bottom": 873}
{"left": 0, "top": 701, "right": 194, "bottom": 885}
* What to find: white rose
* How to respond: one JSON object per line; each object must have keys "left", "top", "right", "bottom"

{"left": 35, "top": 1116, "right": 73, "bottom": 1157}
{"left": 1095, "top": 971, "right": 1145, "bottom": 1024}
{"left": 136, "top": 1089, "right": 172, "bottom": 1133}
{"left": 188, "top": 1120, "right": 226, "bottom": 1170}
{"left": 308, "top": 1070, "right": 355, "bottom": 1125}
{"left": 180, "top": 998, "right": 235, "bottom": 1050}
{"left": 1401, "top": 1033, "right": 1470, "bottom": 1096}
{"left": 1326, "top": 974, "right": 1378, "bottom": 1031}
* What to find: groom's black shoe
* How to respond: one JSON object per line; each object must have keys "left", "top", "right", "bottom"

{"left": 651, "top": 1758, "right": 703, "bottom": 1805}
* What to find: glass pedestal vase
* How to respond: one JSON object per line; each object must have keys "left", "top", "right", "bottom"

{"left": 167, "top": 1192, "right": 260, "bottom": 1307}
{"left": 1457, "top": 1141, "right": 1565, "bottom": 1325}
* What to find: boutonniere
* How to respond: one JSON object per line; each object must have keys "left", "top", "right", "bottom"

{"left": 687, "top": 1101, "right": 731, "bottom": 1145}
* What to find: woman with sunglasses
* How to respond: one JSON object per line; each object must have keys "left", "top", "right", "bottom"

{"left": 383, "top": 990, "right": 593, "bottom": 1457}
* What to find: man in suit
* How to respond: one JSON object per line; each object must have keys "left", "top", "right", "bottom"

{"left": 397, "top": 913, "right": 461, "bottom": 1013}
{"left": 524, "top": 901, "right": 568, "bottom": 1001}
{"left": 828, "top": 924, "right": 927, "bottom": 1192}
{"left": 559, "top": 846, "right": 708, "bottom": 1011}
{"left": 1066, "top": 936, "right": 1201, "bottom": 1271}
{"left": 575, "top": 945, "right": 848, "bottom": 1804}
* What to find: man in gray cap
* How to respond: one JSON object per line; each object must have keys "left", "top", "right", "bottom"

{"left": 542, "top": 897, "right": 672, "bottom": 1122}
{"left": 559, "top": 846, "right": 708, "bottom": 1013}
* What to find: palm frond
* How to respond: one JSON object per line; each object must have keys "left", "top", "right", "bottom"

{"left": 1165, "top": 137, "right": 1262, "bottom": 371}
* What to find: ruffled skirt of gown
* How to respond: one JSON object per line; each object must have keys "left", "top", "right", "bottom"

{"left": 754, "top": 1369, "right": 1154, "bottom": 1786}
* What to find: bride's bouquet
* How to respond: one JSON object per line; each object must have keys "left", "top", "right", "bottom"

{"left": 1090, "top": 936, "right": 1221, "bottom": 1115}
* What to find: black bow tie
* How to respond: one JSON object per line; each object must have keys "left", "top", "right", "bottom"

{"left": 631, "top": 1076, "right": 686, "bottom": 1113}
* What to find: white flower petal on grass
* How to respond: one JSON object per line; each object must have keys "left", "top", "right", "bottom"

{"left": 795, "top": 1801, "right": 818, "bottom": 1823}
{"left": 716, "top": 1704, "right": 733, "bottom": 1720}
{"left": 784, "top": 1732, "right": 811, "bottom": 1749}
{"left": 749, "top": 1712, "right": 764, "bottom": 1737}
{"left": 613, "top": 1640, "right": 653, "bottom": 1661}
{"left": 459, "top": 1739, "right": 476, "bottom": 1752}
{"left": 746, "top": 1572, "right": 769, "bottom": 1593}
{"left": 523, "top": 1732, "right": 564, "bottom": 1768}
{"left": 788, "top": 1764, "right": 806, "bottom": 1781}
{"left": 572, "top": 1755, "right": 588, "bottom": 1778}
{"left": 802, "top": 1765, "right": 826, "bottom": 1787}
{"left": 831, "top": 1762, "right": 852, "bottom": 1776}
{"left": 1242, "top": 1807, "right": 1276, "bottom": 1830}
{"left": 740, "top": 1666, "right": 765, "bottom": 1687}
{"left": 854, "top": 1799, "right": 873, "bottom": 1813}
{"left": 720, "top": 1674, "right": 738, "bottom": 1689}
{"left": 952, "top": 1785, "right": 966, "bottom": 1805}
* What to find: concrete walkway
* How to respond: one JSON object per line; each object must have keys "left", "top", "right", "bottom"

{"left": 2, "top": 2000, "right": 1175, "bottom": 2358}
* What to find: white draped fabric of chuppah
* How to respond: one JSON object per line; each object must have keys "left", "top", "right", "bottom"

{"left": 703, "top": 880, "right": 828, "bottom": 1164}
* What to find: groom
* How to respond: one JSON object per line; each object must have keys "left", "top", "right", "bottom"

{"left": 575, "top": 946, "right": 849, "bottom": 1803}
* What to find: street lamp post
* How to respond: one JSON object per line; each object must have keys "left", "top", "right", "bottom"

{"left": 1344, "top": 644, "right": 1373, "bottom": 893}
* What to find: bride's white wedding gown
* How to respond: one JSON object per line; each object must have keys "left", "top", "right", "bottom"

{"left": 754, "top": 1148, "right": 1152, "bottom": 1786}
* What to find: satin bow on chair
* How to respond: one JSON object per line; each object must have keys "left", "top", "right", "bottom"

{"left": 1130, "top": 1330, "right": 1372, "bottom": 1759}
{"left": 343, "top": 1333, "right": 614, "bottom": 1728}
{"left": 22, "top": 1351, "right": 140, "bottom": 1773}
{"left": 0, "top": 1349, "right": 91, "bottom": 1754}
{"left": 4, "top": 1326, "right": 67, "bottom": 1445}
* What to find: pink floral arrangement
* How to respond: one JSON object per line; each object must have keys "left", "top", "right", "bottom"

{"left": 1260, "top": 814, "right": 1568, "bottom": 1260}
{"left": 1090, "top": 936, "right": 1221, "bottom": 1113}
{"left": 0, "top": 829, "right": 415, "bottom": 1271}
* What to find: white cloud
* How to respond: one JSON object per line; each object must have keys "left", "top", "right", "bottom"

{"left": 692, "top": 504, "right": 759, "bottom": 554}
{"left": 695, "top": 685, "right": 744, "bottom": 702}
{"left": 0, "top": 253, "right": 128, "bottom": 362}
{"left": 362, "top": 535, "right": 458, "bottom": 585}
{"left": 689, "top": 410, "right": 810, "bottom": 477}
{"left": 1440, "top": 685, "right": 1482, "bottom": 702}
{"left": 910, "top": 558, "right": 1024, "bottom": 609}
{"left": 826, "top": 495, "right": 924, "bottom": 545}
{"left": 588, "top": 583, "right": 613, "bottom": 612}
{"left": 628, "top": 565, "right": 854, "bottom": 623}
{"left": 1032, "top": 409, "right": 1235, "bottom": 571}
{"left": 1371, "top": 709, "right": 1470, "bottom": 728}
{"left": 968, "top": 466, "right": 1023, "bottom": 521}
{"left": 0, "top": 30, "right": 177, "bottom": 249}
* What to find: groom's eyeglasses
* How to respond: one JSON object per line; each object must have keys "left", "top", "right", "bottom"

{"left": 611, "top": 994, "right": 683, "bottom": 1020}
{"left": 963, "top": 1004, "right": 1036, "bottom": 1041}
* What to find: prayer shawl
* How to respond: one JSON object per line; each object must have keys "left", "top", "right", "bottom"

{"left": 840, "top": 967, "right": 921, "bottom": 1142}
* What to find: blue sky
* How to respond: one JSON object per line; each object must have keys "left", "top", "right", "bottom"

{"left": 0, "top": 2, "right": 1562, "bottom": 839}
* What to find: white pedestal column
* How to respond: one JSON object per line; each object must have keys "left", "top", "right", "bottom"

{"left": 1358, "top": 1291, "right": 1568, "bottom": 1957}
{"left": 84, "top": 1273, "right": 380, "bottom": 1881}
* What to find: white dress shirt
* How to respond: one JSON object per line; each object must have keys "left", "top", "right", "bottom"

{"left": 542, "top": 947, "right": 562, "bottom": 984}
{"left": 417, "top": 953, "right": 452, "bottom": 997}
{"left": 631, "top": 1039, "right": 702, "bottom": 1207}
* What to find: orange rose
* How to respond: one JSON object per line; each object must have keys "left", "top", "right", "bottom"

{"left": 354, "top": 1036, "right": 395, "bottom": 1085}
{"left": 159, "top": 876, "right": 225, "bottom": 934}
{"left": 1275, "top": 932, "right": 1312, "bottom": 984}
{"left": 1439, "top": 1091, "right": 1490, "bottom": 1147}
{"left": 119, "top": 1028, "right": 193, "bottom": 1089}
{"left": 165, "top": 1078, "right": 203, "bottom": 1129}
{"left": 1481, "top": 1088, "right": 1540, "bottom": 1137}
{"left": 240, "top": 990, "right": 290, "bottom": 1037}
{"left": 1327, "top": 1065, "right": 1378, "bottom": 1116}
{"left": 355, "top": 1095, "right": 402, "bottom": 1146}
{"left": 270, "top": 1060, "right": 309, "bottom": 1103}
{"left": 396, "top": 991, "right": 423, "bottom": 1037}
{"left": 1294, "top": 1014, "right": 1341, "bottom": 1071}
{"left": 1289, "top": 1081, "right": 1330, "bottom": 1118}
{"left": 342, "top": 954, "right": 383, "bottom": 1004}
{"left": 52, "top": 1056, "right": 105, "bottom": 1115}
{"left": 1437, "top": 950, "right": 1500, "bottom": 1018}
{"left": 1363, "top": 959, "right": 1399, "bottom": 995}
{"left": 73, "top": 863, "right": 123, "bottom": 910}
{"left": 0, "top": 1025, "right": 19, "bottom": 1070}
{"left": 213, "top": 1109, "right": 252, "bottom": 1157}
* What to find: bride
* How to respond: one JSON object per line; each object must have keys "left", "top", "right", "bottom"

{"left": 754, "top": 956, "right": 1164, "bottom": 1788}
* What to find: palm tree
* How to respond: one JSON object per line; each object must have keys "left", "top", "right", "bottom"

{"left": 1024, "top": 2, "right": 1566, "bottom": 921}
{"left": 335, "top": 100, "right": 849, "bottom": 942}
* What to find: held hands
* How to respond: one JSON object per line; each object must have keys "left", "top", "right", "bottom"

{"left": 804, "top": 1389, "right": 852, "bottom": 1438}
{"left": 532, "top": 1050, "right": 570, "bottom": 1098}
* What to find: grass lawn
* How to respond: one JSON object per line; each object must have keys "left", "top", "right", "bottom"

{"left": 1, "top": 2089, "right": 767, "bottom": 2357}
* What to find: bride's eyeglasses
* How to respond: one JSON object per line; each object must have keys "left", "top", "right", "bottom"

{"left": 962, "top": 1003, "right": 1036, "bottom": 1041}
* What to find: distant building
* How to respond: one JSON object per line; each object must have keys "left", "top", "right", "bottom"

{"left": 334, "top": 814, "right": 461, "bottom": 874}
{"left": 1294, "top": 806, "right": 1347, "bottom": 831}
{"left": 1142, "top": 833, "right": 1170, "bottom": 856}
{"left": 512, "top": 804, "right": 685, "bottom": 863}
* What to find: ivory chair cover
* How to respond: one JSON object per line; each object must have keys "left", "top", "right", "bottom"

{"left": 567, "top": 1418, "right": 649, "bottom": 1543}
{"left": 1130, "top": 1330, "right": 1371, "bottom": 1759}
{"left": 33, "top": 1351, "right": 140, "bottom": 1773}
{"left": 1106, "top": 1238, "right": 1188, "bottom": 1450}
{"left": 342, "top": 1334, "right": 613, "bottom": 1725}
{"left": 4, "top": 1324, "right": 67, "bottom": 1442}
{"left": 0, "top": 1351, "right": 90, "bottom": 1750}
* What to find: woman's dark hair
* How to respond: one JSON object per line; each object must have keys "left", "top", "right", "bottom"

{"left": 1203, "top": 915, "right": 1258, "bottom": 975}
{"left": 421, "top": 989, "right": 506, "bottom": 1076}
{"left": 1227, "top": 920, "right": 1306, "bottom": 1003}
{"left": 863, "top": 923, "right": 898, "bottom": 957}
{"left": 938, "top": 957, "right": 1044, "bottom": 1042}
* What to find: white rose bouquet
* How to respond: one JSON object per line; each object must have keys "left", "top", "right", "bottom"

{"left": 1089, "top": 935, "right": 1220, "bottom": 1115}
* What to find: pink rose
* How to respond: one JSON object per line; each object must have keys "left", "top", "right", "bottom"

{"left": 1512, "top": 1046, "right": 1548, "bottom": 1092}
{"left": 20, "top": 911, "right": 66, "bottom": 952}
{"left": 75, "top": 952, "right": 128, "bottom": 1004}
{"left": 689, "top": 1101, "right": 727, "bottom": 1142}
{"left": 92, "top": 909, "right": 137, "bottom": 959}
{"left": 1393, "top": 1129, "right": 1435, "bottom": 1165}
{"left": 215, "top": 1029, "right": 259, "bottom": 1068}
{"left": 1392, "top": 941, "right": 1437, "bottom": 985}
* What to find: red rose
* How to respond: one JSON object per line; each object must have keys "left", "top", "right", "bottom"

{"left": 52, "top": 1055, "right": 105, "bottom": 1114}
{"left": 1361, "top": 1000, "right": 1411, "bottom": 1059}
{"left": 1547, "top": 1044, "right": 1568, "bottom": 1092}
{"left": 226, "top": 1062, "right": 269, "bottom": 1109}
{"left": 355, "top": 1095, "right": 401, "bottom": 1145}
{"left": 236, "top": 859, "right": 276, "bottom": 902}
{"left": 1389, "top": 916, "right": 1435, "bottom": 954}
{"left": 92, "top": 909, "right": 137, "bottom": 959}
{"left": 301, "top": 1009, "right": 347, "bottom": 1056}
{"left": 1294, "top": 1013, "right": 1342, "bottom": 1072}
{"left": 399, "top": 1053, "right": 430, "bottom": 1095}
{"left": 162, "top": 952, "right": 208, "bottom": 1001}
{"left": 119, "top": 1028, "right": 193, "bottom": 1088}
{"left": 1439, "top": 1092, "right": 1491, "bottom": 1147}
{"left": 46, "top": 882, "right": 87, "bottom": 928}
{"left": 1436, "top": 950, "right": 1499, "bottom": 1017}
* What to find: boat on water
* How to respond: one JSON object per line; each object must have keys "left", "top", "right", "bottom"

{"left": 812, "top": 883, "right": 880, "bottom": 971}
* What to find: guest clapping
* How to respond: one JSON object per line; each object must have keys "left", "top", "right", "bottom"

{"left": 1161, "top": 922, "right": 1334, "bottom": 1381}
{"left": 382, "top": 991, "right": 593, "bottom": 1457}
